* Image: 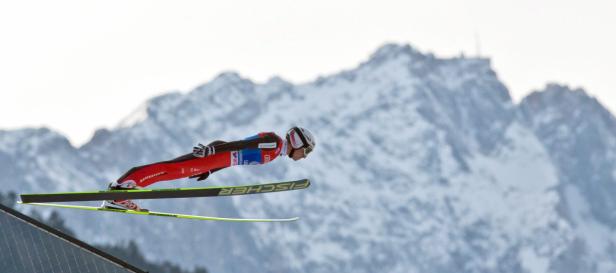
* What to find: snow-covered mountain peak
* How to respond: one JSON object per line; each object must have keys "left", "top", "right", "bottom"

{"left": 520, "top": 84, "right": 616, "bottom": 135}
{"left": 519, "top": 84, "right": 616, "bottom": 266}
{"left": 0, "top": 127, "right": 73, "bottom": 155}
{"left": 522, "top": 83, "right": 590, "bottom": 113}
{"left": 116, "top": 102, "right": 150, "bottom": 129}
{"left": 213, "top": 71, "right": 245, "bottom": 81}
{"left": 264, "top": 75, "right": 292, "bottom": 88}
{"left": 367, "top": 43, "right": 420, "bottom": 64}
{"left": 363, "top": 43, "right": 493, "bottom": 78}
{"left": 194, "top": 71, "right": 255, "bottom": 94}
{"left": 519, "top": 83, "right": 616, "bottom": 170}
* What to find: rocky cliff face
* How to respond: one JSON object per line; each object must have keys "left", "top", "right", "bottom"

{"left": 519, "top": 84, "right": 616, "bottom": 272}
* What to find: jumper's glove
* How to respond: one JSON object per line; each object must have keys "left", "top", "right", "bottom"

{"left": 189, "top": 171, "right": 211, "bottom": 181}
{"left": 192, "top": 143, "right": 214, "bottom": 158}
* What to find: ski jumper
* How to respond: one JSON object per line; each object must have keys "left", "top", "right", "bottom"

{"left": 116, "top": 132, "right": 285, "bottom": 188}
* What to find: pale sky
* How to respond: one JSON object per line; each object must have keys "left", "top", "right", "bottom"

{"left": 1, "top": 0, "right": 614, "bottom": 146}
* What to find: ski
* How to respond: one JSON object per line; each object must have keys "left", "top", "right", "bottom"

{"left": 17, "top": 202, "right": 299, "bottom": 222}
{"left": 20, "top": 179, "right": 310, "bottom": 203}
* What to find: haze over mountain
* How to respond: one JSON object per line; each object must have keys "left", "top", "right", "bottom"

{"left": 1, "top": 43, "right": 615, "bottom": 273}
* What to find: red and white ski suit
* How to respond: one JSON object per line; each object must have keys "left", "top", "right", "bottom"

{"left": 116, "top": 132, "right": 285, "bottom": 188}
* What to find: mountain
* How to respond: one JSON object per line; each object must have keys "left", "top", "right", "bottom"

{"left": 519, "top": 84, "right": 616, "bottom": 272}
{"left": 1, "top": 43, "right": 615, "bottom": 273}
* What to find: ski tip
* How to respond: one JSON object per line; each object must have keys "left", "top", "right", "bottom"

{"left": 254, "top": 217, "right": 300, "bottom": 222}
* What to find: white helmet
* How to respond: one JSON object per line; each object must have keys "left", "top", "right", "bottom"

{"left": 286, "top": 127, "right": 315, "bottom": 156}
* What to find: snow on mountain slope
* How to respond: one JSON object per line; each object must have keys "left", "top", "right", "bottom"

{"left": 1, "top": 44, "right": 614, "bottom": 273}
{"left": 519, "top": 84, "right": 616, "bottom": 272}
{"left": 0, "top": 128, "right": 100, "bottom": 192}
{"left": 234, "top": 45, "right": 569, "bottom": 273}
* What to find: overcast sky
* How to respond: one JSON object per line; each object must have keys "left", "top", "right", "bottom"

{"left": 1, "top": 0, "right": 614, "bottom": 146}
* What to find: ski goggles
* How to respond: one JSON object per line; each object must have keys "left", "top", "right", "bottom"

{"left": 290, "top": 127, "right": 313, "bottom": 156}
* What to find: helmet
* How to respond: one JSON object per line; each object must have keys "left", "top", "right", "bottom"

{"left": 286, "top": 127, "right": 315, "bottom": 156}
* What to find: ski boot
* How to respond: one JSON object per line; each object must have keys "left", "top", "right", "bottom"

{"left": 101, "top": 180, "right": 149, "bottom": 212}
